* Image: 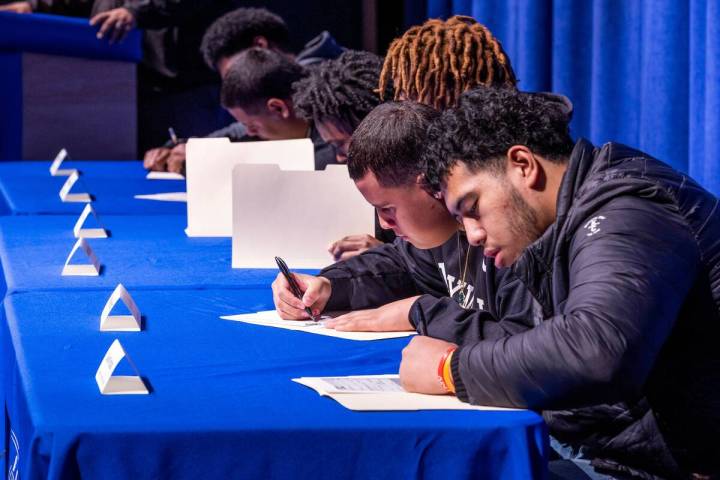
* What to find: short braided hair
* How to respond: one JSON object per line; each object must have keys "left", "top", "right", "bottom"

{"left": 292, "top": 50, "right": 389, "bottom": 129}
{"left": 379, "top": 15, "right": 517, "bottom": 109}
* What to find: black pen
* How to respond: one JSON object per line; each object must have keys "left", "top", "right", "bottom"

{"left": 275, "top": 256, "right": 318, "bottom": 321}
{"left": 168, "top": 127, "right": 179, "bottom": 146}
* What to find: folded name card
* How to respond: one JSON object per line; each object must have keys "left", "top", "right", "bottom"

{"left": 146, "top": 171, "right": 184, "bottom": 180}
{"left": 95, "top": 339, "right": 149, "bottom": 395}
{"left": 62, "top": 238, "right": 101, "bottom": 276}
{"left": 101, "top": 284, "right": 142, "bottom": 331}
{"left": 49, "top": 148, "right": 75, "bottom": 176}
{"left": 59, "top": 170, "right": 92, "bottom": 203}
{"left": 73, "top": 204, "right": 108, "bottom": 239}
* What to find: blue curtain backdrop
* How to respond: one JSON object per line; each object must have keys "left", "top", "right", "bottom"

{"left": 425, "top": 0, "right": 720, "bottom": 196}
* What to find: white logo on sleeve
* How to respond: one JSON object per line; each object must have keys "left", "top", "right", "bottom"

{"left": 584, "top": 215, "right": 606, "bottom": 236}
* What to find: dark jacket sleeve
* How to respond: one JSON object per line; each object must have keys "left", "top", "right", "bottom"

{"left": 452, "top": 197, "right": 699, "bottom": 409}
{"left": 410, "top": 273, "right": 537, "bottom": 344}
{"left": 319, "top": 239, "right": 448, "bottom": 311}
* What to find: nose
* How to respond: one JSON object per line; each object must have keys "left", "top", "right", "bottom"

{"left": 377, "top": 211, "right": 395, "bottom": 230}
{"left": 464, "top": 220, "right": 486, "bottom": 246}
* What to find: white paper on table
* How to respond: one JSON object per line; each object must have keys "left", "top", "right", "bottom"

{"left": 134, "top": 192, "right": 187, "bottom": 202}
{"left": 220, "top": 310, "right": 416, "bottom": 341}
{"left": 146, "top": 171, "right": 185, "bottom": 180}
{"left": 62, "top": 238, "right": 101, "bottom": 276}
{"left": 186, "top": 137, "right": 314, "bottom": 237}
{"left": 100, "top": 284, "right": 142, "bottom": 331}
{"left": 49, "top": 148, "right": 75, "bottom": 176}
{"left": 73, "top": 204, "right": 108, "bottom": 238}
{"left": 58, "top": 170, "right": 92, "bottom": 203}
{"left": 231, "top": 164, "right": 374, "bottom": 268}
{"left": 95, "top": 339, "right": 149, "bottom": 395}
{"left": 293, "top": 375, "right": 521, "bottom": 411}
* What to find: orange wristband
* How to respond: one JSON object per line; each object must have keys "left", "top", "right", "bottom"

{"left": 437, "top": 346, "right": 457, "bottom": 393}
{"left": 443, "top": 350, "right": 456, "bottom": 394}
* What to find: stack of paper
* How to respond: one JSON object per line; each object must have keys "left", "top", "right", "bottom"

{"left": 293, "top": 375, "right": 520, "bottom": 411}
{"left": 220, "top": 310, "right": 416, "bottom": 341}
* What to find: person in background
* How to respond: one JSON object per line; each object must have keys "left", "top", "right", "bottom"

{"left": 144, "top": 6, "right": 343, "bottom": 174}
{"left": 219, "top": 47, "right": 335, "bottom": 170}
{"left": 291, "top": 50, "right": 394, "bottom": 259}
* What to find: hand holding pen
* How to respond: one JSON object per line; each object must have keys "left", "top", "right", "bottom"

{"left": 272, "top": 257, "right": 332, "bottom": 320}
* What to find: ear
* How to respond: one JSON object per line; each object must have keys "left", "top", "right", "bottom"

{"left": 266, "top": 98, "right": 291, "bottom": 118}
{"left": 506, "top": 145, "right": 545, "bottom": 192}
{"left": 252, "top": 36, "right": 269, "bottom": 49}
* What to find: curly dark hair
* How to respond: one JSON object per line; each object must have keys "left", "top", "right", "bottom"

{"left": 291, "top": 50, "right": 390, "bottom": 130}
{"left": 423, "top": 87, "right": 575, "bottom": 191}
{"left": 201, "top": 7, "right": 290, "bottom": 71}
{"left": 348, "top": 101, "right": 440, "bottom": 186}
{"left": 220, "top": 48, "right": 307, "bottom": 111}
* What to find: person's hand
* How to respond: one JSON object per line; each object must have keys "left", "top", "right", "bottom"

{"left": 0, "top": 1, "right": 32, "bottom": 13}
{"left": 272, "top": 272, "right": 331, "bottom": 320}
{"left": 166, "top": 143, "right": 186, "bottom": 175}
{"left": 399, "top": 336, "right": 458, "bottom": 395}
{"left": 328, "top": 234, "right": 383, "bottom": 261}
{"left": 323, "top": 297, "right": 418, "bottom": 332}
{"left": 90, "top": 8, "right": 136, "bottom": 44}
{"left": 143, "top": 147, "right": 171, "bottom": 171}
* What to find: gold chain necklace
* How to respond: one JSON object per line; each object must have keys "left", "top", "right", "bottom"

{"left": 456, "top": 232, "right": 471, "bottom": 305}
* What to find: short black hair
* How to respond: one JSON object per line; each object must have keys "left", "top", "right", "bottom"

{"left": 220, "top": 48, "right": 307, "bottom": 111}
{"left": 423, "top": 87, "right": 575, "bottom": 191}
{"left": 292, "top": 50, "right": 390, "bottom": 130}
{"left": 201, "top": 7, "right": 290, "bottom": 70}
{"left": 348, "top": 101, "right": 440, "bottom": 187}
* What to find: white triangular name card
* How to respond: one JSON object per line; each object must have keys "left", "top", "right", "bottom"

{"left": 101, "top": 284, "right": 142, "bottom": 331}
{"left": 62, "top": 238, "right": 101, "bottom": 276}
{"left": 59, "top": 170, "right": 91, "bottom": 203}
{"left": 95, "top": 339, "right": 149, "bottom": 395}
{"left": 49, "top": 148, "right": 75, "bottom": 176}
{"left": 73, "top": 204, "right": 108, "bottom": 238}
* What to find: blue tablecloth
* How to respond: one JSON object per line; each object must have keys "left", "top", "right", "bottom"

{"left": 2, "top": 288, "right": 547, "bottom": 479}
{"left": 0, "top": 215, "right": 286, "bottom": 295}
{"left": 0, "top": 161, "right": 186, "bottom": 216}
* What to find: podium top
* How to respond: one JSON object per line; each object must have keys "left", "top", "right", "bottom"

{"left": 0, "top": 12, "right": 141, "bottom": 62}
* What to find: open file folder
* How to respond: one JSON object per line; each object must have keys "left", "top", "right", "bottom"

{"left": 185, "top": 137, "right": 314, "bottom": 237}
{"left": 231, "top": 164, "right": 375, "bottom": 269}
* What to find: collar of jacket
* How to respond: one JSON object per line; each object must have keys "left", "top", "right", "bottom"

{"left": 510, "top": 138, "right": 597, "bottom": 317}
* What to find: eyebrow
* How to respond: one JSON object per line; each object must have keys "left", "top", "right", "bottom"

{"left": 453, "top": 193, "right": 471, "bottom": 214}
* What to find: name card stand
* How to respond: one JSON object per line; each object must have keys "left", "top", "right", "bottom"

{"left": 61, "top": 238, "right": 101, "bottom": 276}
{"left": 95, "top": 339, "right": 149, "bottom": 395}
{"left": 49, "top": 148, "right": 75, "bottom": 176}
{"left": 73, "top": 204, "right": 108, "bottom": 238}
{"left": 100, "top": 284, "right": 142, "bottom": 332}
{"left": 59, "top": 170, "right": 92, "bottom": 203}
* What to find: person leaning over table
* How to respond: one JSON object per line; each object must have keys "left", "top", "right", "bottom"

{"left": 217, "top": 47, "right": 336, "bottom": 172}
{"left": 143, "top": 6, "right": 344, "bottom": 174}
{"left": 271, "top": 100, "right": 537, "bottom": 361}
{"left": 399, "top": 86, "right": 720, "bottom": 479}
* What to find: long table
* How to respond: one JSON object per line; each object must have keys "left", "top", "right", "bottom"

{"left": 0, "top": 162, "right": 549, "bottom": 479}
{"left": 0, "top": 161, "right": 185, "bottom": 216}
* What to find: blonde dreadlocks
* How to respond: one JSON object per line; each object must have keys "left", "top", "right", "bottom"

{"left": 379, "top": 15, "right": 517, "bottom": 110}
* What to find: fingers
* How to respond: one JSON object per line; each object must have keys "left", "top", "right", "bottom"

{"left": 271, "top": 274, "right": 309, "bottom": 319}
{"left": 324, "top": 311, "right": 374, "bottom": 331}
{"left": 89, "top": 11, "right": 109, "bottom": 27}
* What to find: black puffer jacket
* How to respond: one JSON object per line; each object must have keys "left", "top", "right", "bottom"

{"left": 450, "top": 139, "right": 720, "bottom": 478}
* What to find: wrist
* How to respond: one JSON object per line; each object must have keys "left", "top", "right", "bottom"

{"left": 437, "top": 346, "right": 457, "bottom": 394}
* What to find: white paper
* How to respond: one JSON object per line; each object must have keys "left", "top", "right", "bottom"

{"left": 293, "top": 375, "right": 520, "bottom": 411}
{"left": 231, "top": 164, "right": 374, "bottom": 268}
{"left": 95, "top": 339, "right": 148, "bottom": 395}
{"left": 59, "top": 170, "right": 92, "bottom": 203}
{"left": 186, "top": 137, "right": 314, "bottom": 237}
{"left": 73, "top": 204, "right": 108, "bottom": 238}
{"left": 100, "top": 284, "right": 142, "bottom": 331}
{"left": 220, "top": 310, "right": 416, "bottom": 341}
{"left": 49, "top": 148, "right": 75, "bottom": 176}
{"left": 146, "top": 171, "right": 185, "bottom": 180}
{"left": 134, "top": 192, "right": 187, "bottom": 202}
{"left": 62, "top": 238, "right": 101, "bottom": 276}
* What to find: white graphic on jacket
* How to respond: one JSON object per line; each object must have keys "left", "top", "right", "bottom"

{"left": 584, "top": 215, "right": 606, "bottom": 236}
{"left": 437, "top": 262, "right": 485, "bottom": 310}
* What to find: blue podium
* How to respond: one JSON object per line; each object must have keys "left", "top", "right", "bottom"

{"left": 0, "top": 12, "right": 142, "bottom": 161}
